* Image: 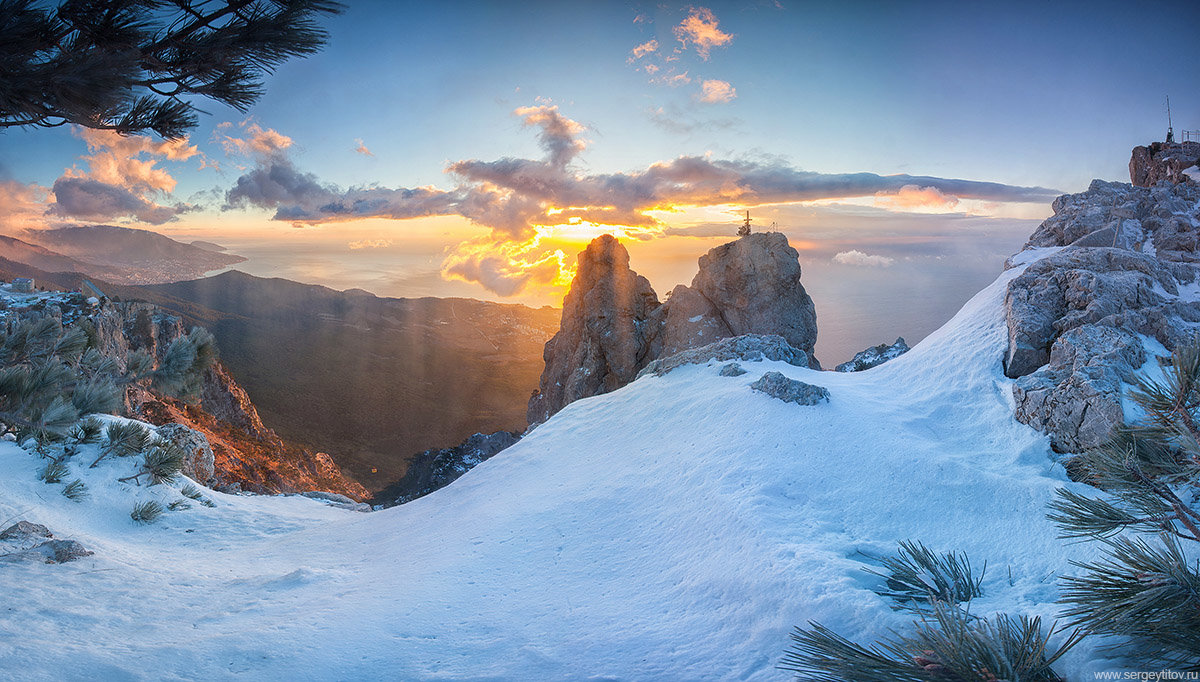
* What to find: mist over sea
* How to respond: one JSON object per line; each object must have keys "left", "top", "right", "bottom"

{"left": 203, "top": 215, "right": 1038, "bottom": 366}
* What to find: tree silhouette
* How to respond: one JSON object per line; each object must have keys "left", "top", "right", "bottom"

{"left": 0, "top": 0, "right": 343, "bottom": 138}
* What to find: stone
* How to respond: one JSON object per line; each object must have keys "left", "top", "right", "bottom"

{"left": 718, "top": 362, "right": 747, "bottom": 377}
{"left": 1130, "top": 141, "right": 1200, "bottom": 187}
{"left": 667, "top": 232, "right": 819, "bottom": 368}
{"left": 638, "top": 334, "right": 809, "bottom": 379}
{"left": 835, "top": 337, "right": 910, "bottom": 372}
{"left": 155, "top": 423, "right": 215, "bottom": 484}
{"left": 35, "top": 539, "right": 93, "bottom": 563}
{"left": 1012, "top": 326, "right": 1145, "bottom": 452}
{"left": 0, "top": 521, "right": 52, "bottom": 542}
{"left": 374, "top": 430, "right": 521, "bottom": 507}
{"left": 749, "top": 371, "right": 829, "bottom": 406}
{"left": 1004, "top": 174, "right": 1200, "bottom": 451}
{"left": 527, "top": 235, "right": 661, "bottom": 424}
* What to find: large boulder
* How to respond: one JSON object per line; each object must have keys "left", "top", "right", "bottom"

{"left": 1130, "top": 141, "right": 1200, "bottom": 187}
{"left": 527, "top": 235, "right": 661, "bottom": 424}
{"left": 1004, "top": 176, "right": 1200, "bottom": 451}
{"left": 662, "top": 232, "right": 819, "bottom": 368}
{"left": 749, "top": 371, "right": 829, "bottom": 406}
{"left": 155, "top": 423, "right": 215, "bottom": 485}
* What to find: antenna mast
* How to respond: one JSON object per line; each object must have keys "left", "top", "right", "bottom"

{"left": 738, "top": 210, "right": 751, "bottom": 237}
{"left": 1167, "top": 95, "right": 1175, "bottom": 144}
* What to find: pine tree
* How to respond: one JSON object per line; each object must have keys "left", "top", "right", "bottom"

{"left": 1, "top": 0, "right": 344, "bottom": 138}
{"left": 1048, "top": 342, "right": 1200, "bottom": 669}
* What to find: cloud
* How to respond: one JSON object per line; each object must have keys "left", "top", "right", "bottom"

{"left": 698, "top": 79, "right": 737, "bottom": 103}
{"left": 652, "top": 70, "right": 692, "bottom": 87}
{"left": 629, "top": 39, "right": 659, "bottom": 60}
{"left": 673, "top": 7, "right": 733, "bottom": 59}
{"left": 0, "top": 180, "right": 51, "bottom": 233}
{"left": 441, "top": 237, "right": 569, "bottom": 297}
{"left": 833, "top": 250, "right": 895, "bottom": 267}
{"left": 217, "top": 122, "right": 294, "bottom": 159}
{"left": 41, "top": 128, "right": 200, "bottom": 225}
{"left": 354, "top": 139, "right": 374, "bottom": 157}
{"left": 49, "top": 177, "right": 189, "bottom": 225}
{"left": 646, "top": 104, "right": 739, "bottom": 135}
{"left": 222, "top": 105, "right": 1058, "bottom": 296}
{"left": 348, "top": 239, "right": 392, "bottom": 249}
{"left": 875, "top": 184, "right": 960, "bottom": 211}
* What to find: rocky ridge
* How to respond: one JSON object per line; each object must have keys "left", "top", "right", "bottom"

{"left": 3, "top": 290, "right": 367, "bottom": 499}
{"left": 528, "top": 232, "right": 818, "bottom": 424}
{"left": 1003, "top": 177, "right": 1200, "bottom": 452}
{"left": 835, "top": 337, "right": 910, "bottom": 372}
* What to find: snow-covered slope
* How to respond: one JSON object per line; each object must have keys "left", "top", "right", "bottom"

{"left": 0, "top": 257, "right": 1121, "bottom": 680}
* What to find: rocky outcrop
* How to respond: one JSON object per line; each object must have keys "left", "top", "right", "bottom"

{"left": 749, "top": 371, "right": 829, "bottom": 405}
{"left": 156, "top": 423, "right": 215, "bottom": 485}
{"left": 835, "top": 337, "right": 910, "bottom": 372}
{"left": 529, "top": 232, "right": 820, "bottom": 423}
{"left": 526, "top": 235, "right": 661, "bottom": 424}
{"left": 373, "top": 431, "right": 521, "bottom": 507}
{"left": 657, "top": 233, "right": 819, "bottom": 367}
{"left": 34, "top": 297, "right": 368, "bottom": 500}
{"left": 1130, "top": 141, "right": 1200, "bottom": 187}
{"left": 1004, "top": 177, "right": 1200, "bottom": 452}
{"left": 637, "top": 334, "right": 809, "bottom": 379}
{"left": 718, "top": 363, "right": 748, "bottom": 377}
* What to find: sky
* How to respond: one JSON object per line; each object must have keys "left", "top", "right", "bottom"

{"left": 2, "top": 0, "right": 1199, "bottom": 361}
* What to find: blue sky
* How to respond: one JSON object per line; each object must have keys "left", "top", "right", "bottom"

{"left": 1, "top": 0, "right": 1198, "bottom": 358}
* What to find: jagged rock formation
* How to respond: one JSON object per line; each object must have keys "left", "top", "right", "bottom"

{"left": 1004, "top": 177, "right": 1200, "bottom": 452}
{"left": 835, "top": 337, "right": 910, "bottom": 372}
{"left": 661, "top": 232, "right": 818, "bottom": 367}
{"left": 373, "top": 431, "right": 520, "bottom": 507}
{"left": 527, "top": 235, "right": 662, "bottom": 425}
{"left": 1130, "top": 141, "right": 1200, "bottom": 187}
{"left": 528, "top": 232, "right": 819, "bottom": 424}
{"left": 637, "top": 334, "right": 809, "bottom": 379}
{"left": 749, "top": 371, "right": 829, "bottom": 405}
{"left": 28, "top": 296, "right": 368, "bottom": 499}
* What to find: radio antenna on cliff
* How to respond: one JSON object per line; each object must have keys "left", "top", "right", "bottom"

{"left": 1167, "top": 95, "right": 1175, "bottom": 144}
{"left": 738, "top": 210, "right": 752, "bottom": 237}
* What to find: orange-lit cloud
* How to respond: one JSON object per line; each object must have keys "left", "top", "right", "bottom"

{"left": 222, "top": 105, "right": 1059, "bottom": 296}
{"left": 354, "top": 139, "right": 374, "bottom": 157}
{"left": 629, "top": 39, "right": 659, "bottom": 60}
{"left": 874, "top": 184, "right": 960, "bottom": 211}
{"left": 43, "top": 128, "right": 200, "bottom": 226}
{"left": 0, "top": 180, "right": 51, "bottom": 234}
{"left": 217, "top": 121, "right": 294, "bottom": 159}
{"left": 673, "top": 7, "right": 733, "bottom": 59}
{"left": 698, "top": 79, "right": 736, "bottom": 103}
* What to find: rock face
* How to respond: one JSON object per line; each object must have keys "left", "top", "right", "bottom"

{"left": 23, "top": 297, "right": 367, "bottom": 500}
{"left": 637, "top": 334, "right": 810, "bottom": 379}
{"left": 527, "top": 235, "right": 661, "bottom": 425}
{"left": 529, "top": 232, "right": 820, "bottom": 424}
{"left": 835, "top": 337, "right": 910, "bottom": 372}
{"left": 1004, "top": 177, "right": 1200, "bottom": 452}
{"left": 659, "top": 232, "right": 819, "bottom": 367}
{"left": 749, "top": 371, "right": 829, "bottom": 405}
{"left": 156, "top": 423, "right": 215, "bottom": 485}
{"left": 1130, "top": 141, "right": 1200, "bottom": 187}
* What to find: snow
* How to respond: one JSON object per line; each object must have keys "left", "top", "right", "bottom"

{"left": 0, "top": 261, "right": 1137, "bottom": 679}
{"left": 1185, "top": 165, "right": 1200, "bottom": 184}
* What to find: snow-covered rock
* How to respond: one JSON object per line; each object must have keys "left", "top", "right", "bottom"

{"left": 748, "top": 370, "right": 830, "bottom": 405}
{"left": 835, "top": 336, "right": 910, "bottom": 372}
{"left": 637, "top": 333, "right": 808, "bottom": 378}
{"left": 1004, "top": 179, "right": 1200, "bottom": 451}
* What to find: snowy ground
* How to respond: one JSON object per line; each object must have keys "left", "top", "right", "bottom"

{"left": 0, "top": 257, "right": 1144, "bottom": 680}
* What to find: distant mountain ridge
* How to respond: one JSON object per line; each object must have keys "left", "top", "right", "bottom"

{"left": 10, "top": 225, "right": 245, "bottom": 284}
